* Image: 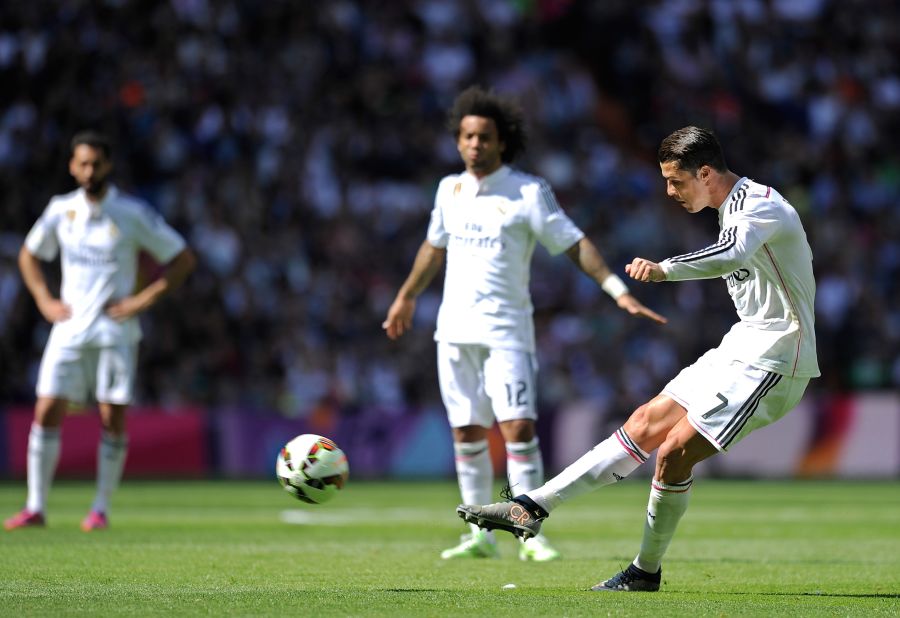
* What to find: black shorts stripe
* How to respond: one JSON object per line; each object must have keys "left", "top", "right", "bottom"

{"left": 716, "top": 372, "right": 777, "bottom": 441}
{"left": 720, "top": 374, "right": 782, "bottom": 449}
{"left": 670, "top": 228, "right": 736, "bottom": 264}
{"left": 716, "top": 373, "right": 781, "bottom": 446}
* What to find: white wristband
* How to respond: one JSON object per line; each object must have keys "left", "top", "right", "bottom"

{"left": 601, "top": 274, "right": 629, "bottom": 299}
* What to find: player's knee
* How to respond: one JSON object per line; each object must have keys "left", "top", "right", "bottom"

{"left": 452, "top": 425, "right": 489, "bottom": 443}
{"left": 101, "top": 421, "right": 126, "bottom": 436}
{"left": 655, "top": 438, "right": 694, "bottom": 484}
{"left": 34, "top": 399, "right": 67, "bottom": 427}
{"left": 499, "top": 419, "right": 535, "bottom": 442}
{"left": 623, "top": 403, "right": 653, "bottom": 443}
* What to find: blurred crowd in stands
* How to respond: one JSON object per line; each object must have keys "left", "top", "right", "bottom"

{"left": 0, "top": 0, "right": 897, "bottom": 423}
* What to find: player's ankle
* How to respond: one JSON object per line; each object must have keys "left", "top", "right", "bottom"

{"left": 513, "top": 494, "right": 549, "bottom": 520}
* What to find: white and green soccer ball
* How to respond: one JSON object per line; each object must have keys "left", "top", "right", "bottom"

{"left": 276, "top": 434, "right": 349, "bottom": 504}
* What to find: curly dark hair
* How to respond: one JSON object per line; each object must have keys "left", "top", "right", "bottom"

{"left": 447, "top": 86, "right": 527, "bottom": 163}
{"left": 658, "top": 126, "right": 728, "bottom": 173}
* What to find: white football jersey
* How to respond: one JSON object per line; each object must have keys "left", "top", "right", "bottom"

{"left": 427, "top": 165, "right": 585, "bottom": 352}
{"left": 660, "top": 177, "right": 819, "bottom": 378}
{"left": 24, "top": 185, "right": 187, "bottom": 347}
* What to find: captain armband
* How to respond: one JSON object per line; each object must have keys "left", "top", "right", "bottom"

{"left": 601, "top": 274, "right": 629, "bottom": 300}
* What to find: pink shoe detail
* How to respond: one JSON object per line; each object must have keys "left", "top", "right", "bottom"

{"left": 81, "top": 511, "right": 109, "bottom": 532}
{"left": 4, "top": 509, "right": 46, "bottom": 530}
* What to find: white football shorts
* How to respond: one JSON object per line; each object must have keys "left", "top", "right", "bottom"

{"left": 36, "top": 342, "right": 138, "bottom": 405}
{"left": 437, "top": 342, "right": 538, "bottom": 428}
{"left": 662, "top": 347, "right": 809, "bottom": 452}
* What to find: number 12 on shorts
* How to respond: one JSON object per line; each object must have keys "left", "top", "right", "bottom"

{"left": 505, "top": 381, "right": 528, "bottom": 407}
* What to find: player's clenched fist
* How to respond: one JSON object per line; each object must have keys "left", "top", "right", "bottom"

{"left": 625, "top": 258, "right": 666, "bottom": 283}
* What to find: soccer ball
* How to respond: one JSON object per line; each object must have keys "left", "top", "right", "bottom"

{"left": 276, "top": 434, "right": 349, "bottom": 504}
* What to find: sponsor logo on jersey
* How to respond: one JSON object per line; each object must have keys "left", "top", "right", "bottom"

{"left": 449, "top": 234, "right": 505, "bottom": 250}
{"left": 725, "top": 268, "right": 751, "bottom": 287}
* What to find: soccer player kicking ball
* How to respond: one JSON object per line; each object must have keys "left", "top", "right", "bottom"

{"left": 5, "top": 131, "right": 195, "bottom": 532}
{"left": 458, "top": 126, "right": 819, "bottom": 590}
{"left": 384, "top": 87, "right": 666, "bottom": 562}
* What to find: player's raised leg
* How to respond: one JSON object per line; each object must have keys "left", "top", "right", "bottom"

{"left": 458, "top": 395, "right": 682, "bottom": 536}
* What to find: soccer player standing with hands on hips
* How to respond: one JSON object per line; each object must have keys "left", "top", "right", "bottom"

{"left": 458, "top": 126, "right": 819, "bottom": 589}
{"left": 5, "top": 131, "right": 196, "bottom": 532}
{"left": 383, "top": 87, "right": 666, "bottom": 561}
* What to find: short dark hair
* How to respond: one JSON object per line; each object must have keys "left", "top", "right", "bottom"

{"left": 71, "top": 130, "right": 112, "bottom": 159}
{"left": 657, "top": 126, "right": 727, "bottom": 173}
{"left": 447, "top": 86, "right": 527, "bottom": 162}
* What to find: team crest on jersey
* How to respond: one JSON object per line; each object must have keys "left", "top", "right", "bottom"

{"left": 66, "top": 210, "right": 76, "bottom": 221}
{"left": 109, "top": 221, "right": 119, "bottom": 238}
{"left": 453, "top": 182, "right": 462, "bottom": 196}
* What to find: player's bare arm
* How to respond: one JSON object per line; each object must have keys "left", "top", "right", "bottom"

{"left": 105, "top": 248, "right": 196, "bottom": 322}
{"left": 565, "top": 238, "right": 667, "bottom": 324}
{"left": 383, "top": 240, "right": 445, "bottom": 340}
{"left": 18, "top": 246, "right": 71, "bottom": 322}
{"left": 625, "top": 257, "right": 667, "bottom": 283}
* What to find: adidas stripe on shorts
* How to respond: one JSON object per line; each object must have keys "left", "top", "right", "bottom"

{"left": 662, "top": 347, "right": 809, "bottom": 451}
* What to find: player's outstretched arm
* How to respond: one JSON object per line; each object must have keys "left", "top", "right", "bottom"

{"left": 106, "top": 248, "right": 196, "bottom": 322}
{"left": 18, "top": 245, "right": 71, "bottom": 322}
{"left": 614, "top": 292, "right": 667, "bottom": 324}
{"left": 382, "top": 240, "right": 445, "bottom": 340}
{"left": 565, "top": 238, "right": 667, "bottom": 324}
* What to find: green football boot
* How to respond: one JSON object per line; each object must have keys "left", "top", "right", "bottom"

{"left": 518, "top": 534, "right": 560, "bottom": 562}
{"left": 440, "top": 530, "right": 499, "bottom": 559}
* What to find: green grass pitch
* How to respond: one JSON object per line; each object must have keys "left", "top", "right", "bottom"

{"left": 1, "top": 479, "right": 898, "bottom": 616}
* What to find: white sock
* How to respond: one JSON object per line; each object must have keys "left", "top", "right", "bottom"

{"left": 454, "top": 439, "right": 495, "bottom": 540}
{"left": 633, "top": 477, "right": 693, "bottom": 574}
{"left": 91, "top": 432, "right": 128, "bottom": 514}
{"left": 526, "top": 428, "right": 648, "bottom": 512}
{"left": 25, "top": 424, "right": 61, "bottom": 513}
{"left": 506, "top": 437, "right": 544, "bottom": 494}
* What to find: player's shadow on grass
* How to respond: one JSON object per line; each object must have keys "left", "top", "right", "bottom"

{"left": 715, "top": 592, "right": 900, "bottom": 599}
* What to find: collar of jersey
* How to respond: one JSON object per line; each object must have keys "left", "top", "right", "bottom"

{"left": 80, "top": 184, "right": 119, "bottom": 214}
{"left": 464, "top": 164, "right": 510, "bottom": 192}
